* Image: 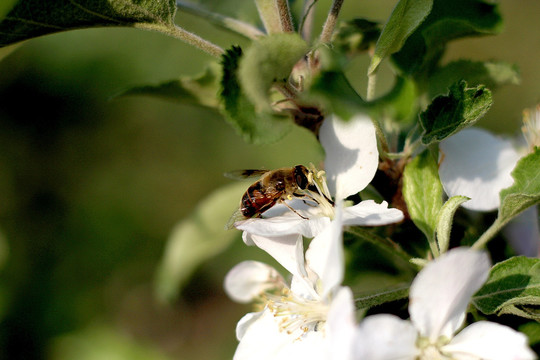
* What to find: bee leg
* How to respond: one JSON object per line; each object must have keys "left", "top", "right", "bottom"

{"left": 283, "top": 201, "right": 309, "bottom": 220}
{"left": 293, "top": 192, "right": 319, "bottom": 207}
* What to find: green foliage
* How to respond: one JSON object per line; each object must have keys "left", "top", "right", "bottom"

{"left": 498, "top": 148, "right": 540, "bottom": 226}
{"left": 370, "top": 76, "right": 418, "bottom": 123}
{"left": 354, "top": 283, "right": 410, "bottom": 310}
{"left": 435, "top": 196, "right": 469, "bottom": 254}
{"left": 368, "top": 0, "right": 433, "bottom": 75}
{"left": 428, "top": 60, "right": 520, "bottom": 98}
{"left": 420, "top": 80, "right": 492, "bottom": 145}
{"left": 220, "top": 46, "right": 292, "bottom": 144}
{"left": 238, "top": 33, "right": 308, "bottom": 111}
{"left": 0, "top": 0, "right": 177, "bottom": 47}
{"left": 155, "top": 183, "right": 246, "bottom": 303}
{"left": 473, "top": 257, "right": 540, "bottom": 320}
{"left": 402, "top": 150, "right": 443, "bottom": 255}
{"left": 392, "top": 0, "right": 503, "bottom": 77}
{"left": 332, "top": 18, "right": 381, "bottom": 56}
{"left": 116, "top": 63, "right": 222, "bottom": 109}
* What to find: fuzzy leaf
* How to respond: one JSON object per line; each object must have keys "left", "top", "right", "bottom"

{"left": 116, "top": 63, "right": 221, "bottom": 109}
{"left": 436, "top": 195, "right": 469, "bottom": 253}
{"left": 392, "top": 0, "right": 503, "bottom": 77}
{"left": 354, "top": 283, "right": 410, "bottom": 310}
{"left": 0, "top": 0, "right": 177, "bottom": 47}
{"left": 402, "top": 149, "right": 443, "bottom": 250}
{"left": 472, "top": 256, "right": 540, "bottom": 320}
{"left": 155, "top": 182, "right": 247, "bottom": 303}
{"left": 368, "top": 0, "right": 433, "bottom": 75}
{"left": 420, "top": 80, "right": 492, "bottom": 145}
{"left": 220, "top": 46, "right": 292, "bottom": 144}
{"left": 429, "top": 60, "right": 520, "bottom": 98}
{"left": 238, "top": 33, "right": 308, "bottom": 111}
{"left": 498, "top": 148, "right": 540, "bottom": 226}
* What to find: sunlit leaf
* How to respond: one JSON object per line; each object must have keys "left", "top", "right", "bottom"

{"left": 498, "top": 148, "right": 540, "bottom": 226}
{"left": 402, "top": 149, "right": 443, "bottom": 253}
{"left": 429, "top": 60, "right": 520, "bottom": 98}
{"left": 155, "top": 182, "right": 246, "bottom": 303}
{"left": 420, "top": 80, "right": 492, "bottom": 145}
{"left": 392, "top": 0, "right": 503, "bottom": 76}
{"left": 0, "top": 0, "right": 17, "bottom": 21}
{"left": 436, "top": 195, "right": 469, "bottom": 253}
{"left": 473, "top": 256, "right": 540, "bottom": 320}
{"left": 368, "top": 0, "right": 433, "bottom": 74}
{"left": 0, "top": 0, "right": 176, "bottom": 47}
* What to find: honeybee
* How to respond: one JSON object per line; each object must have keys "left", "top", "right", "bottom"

{"left": 225, "top": 165, "right": 318, "bottom": 226}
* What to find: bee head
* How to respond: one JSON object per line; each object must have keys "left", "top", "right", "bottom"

{"left": 293, "top": 165, "right": 312, "bottom": 189}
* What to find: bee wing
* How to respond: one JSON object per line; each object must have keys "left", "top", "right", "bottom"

{"left": 225, "top": 208, "right": 247, "bottom": 230}
{"left": 223, "top": 169, "right": 269, "bottom": 180}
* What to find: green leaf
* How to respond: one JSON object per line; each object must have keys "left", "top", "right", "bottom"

{"left": 220, "top": 46, "right": 292, "bottom": 144}
{"left": 498, "top": 148, "right": 540, "bottom": 226}
{"left": 402, "top": 149, "right": 443, "bottom": 255}
{"left": 368, "top": 0, "right": 433, "bottom": 75}
{"left": 238, "top": 33, "right": 308, "bottom": 111}
{"left": 436, "top": 195, "right": 469, "bottom": 254}
{"left": 332, "top": 18, "right": 380, "bottom": 57}
{"left": 392, "top": 0, "right": 503, "bottom": 77}
{"left": 0, "top": 0, "right": 17, "bottom": 20}
{"left": 472, "top": 256, "right": 540, "bottom": 320}
{"left": 0, "top": 0, "right": 177, "bottom": 47}
{"left": 154, "top": 182, "right": 247, "bottom": 303}
{"left": 370, "top": 76, "right": 418, "bottom": 123}
{"left": 354, "top": 283, "right": 410, "bottom": 309}
{"left": 428, "top": 60, "right": 520, "bottom": 98}
{"left": 420, "top": 80, "right": 492, "bottom": 145}
{"left": 116, "top": 63, "right": 222, "bottom": 109}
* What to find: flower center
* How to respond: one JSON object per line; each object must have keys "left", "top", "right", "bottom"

{"left": 416, "top": 336, "right": 452, "bottom": 360}
{"left": 263, "top": 288, "right": 329, "bottom": 336}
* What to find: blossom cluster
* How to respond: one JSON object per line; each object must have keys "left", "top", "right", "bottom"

{"left": 224, "top": 114, "right": 537, "bottom": 360}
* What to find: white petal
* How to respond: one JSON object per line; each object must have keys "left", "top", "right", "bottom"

{"left": 234, "top": 308, "right": 328, "bottom": 360}
{"left": 354, "top": 314, "right": 419, "bottom": 360}
{"left": 342, "top": 200, "right": 404, "bottom": 226}
{"left": 503, "top": 206, "right": 540, "bottom": 257}
{"left": 305, "top": 202, "right": 344, "bottom": 297}
{"left": 320, "top": 114, "right": 379, "bottom": 200}
{"left": 237, "top": 209, "right": 330, "bottom": 239}
{"left": 224, "top": 261, "right": 285, "bottom": 303}
{"left": 327, "top": 287, "right": 357, "bottom": 360}
{"left": 236, "top": 311, "right": 264, "bottom": 341}
{"left": 439, "top": 128, "right": 521, "bottom": 211}
{"left": 409, "top": 247, "right": 491, "bottom": 341}
{"left": 442, "top": 321, "right": 536, "bottom": 360}
{"left": 244, "top": 233, "right": 307, "bottom": 279}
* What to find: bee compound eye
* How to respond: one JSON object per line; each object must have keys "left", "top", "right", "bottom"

{"left": 294, "top": 166, "right": 309, "bottom": 189}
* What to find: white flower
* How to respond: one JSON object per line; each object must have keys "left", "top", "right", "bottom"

{"left": 354, "top": 247, "right": 536, "bottom": 360}
{"left": 225, "top": 205, "right": 357, "bottom": 360}
{"left": 235, "top": 114, "right": 404, "bottom": 244}
{"left": 438, "top": 126, "right": 539, "bottom": 256}
{"left": 439, "top": 127, "right": 521, "bottom": 212}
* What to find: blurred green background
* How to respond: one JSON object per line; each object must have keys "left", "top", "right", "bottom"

{"left": 0, "top": 1, "right": 538, "bottom": 359}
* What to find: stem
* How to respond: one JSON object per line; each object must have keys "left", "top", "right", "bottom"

{"left": 300, "top": 0, "right": 317, "bottom": 41}
{"left": 366, "top": 72, "right": 377, "bottom": 101}
{"left": 277, "top": 0, "right": 294, "bottom": 32}
{"left": 135, "top": 23, "right": 224, "bottom": 58}
{"left": 176, "top": 1, "right": 265, "bottom": 40}
{"left": 472, "top": 219, "right": 503, "bottom": 250}
{"left": 319, "top": 0, "right": 344, "bottom": 43}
